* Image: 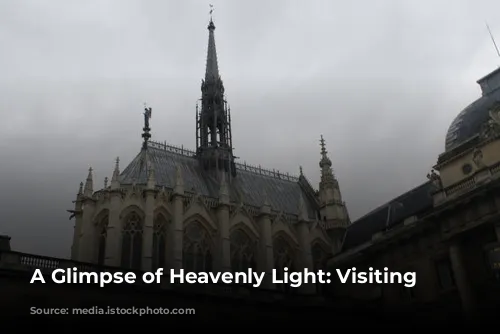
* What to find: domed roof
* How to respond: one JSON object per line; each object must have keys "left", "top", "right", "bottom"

{"left": 445, "top": 68, "right": 500, "bottom": 152}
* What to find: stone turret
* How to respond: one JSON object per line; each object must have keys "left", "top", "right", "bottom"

{"left": 317, "top": 135, "right": 349, "bottom": 254}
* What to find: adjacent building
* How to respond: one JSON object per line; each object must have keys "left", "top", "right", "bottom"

{"left": 327, "top": 67, "right": 500, "bottom": 317}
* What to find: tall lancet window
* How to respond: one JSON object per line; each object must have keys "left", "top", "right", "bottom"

{"left": 152, "top": 214, "right": 168, "bottom": 271}
{"left": 273, "top": 236, "right": 296, "bottom": 294}
{"left": 230, "top": 229, "right": 257, "bottom": 273}
{"left": 183, "top": 221, "right": 212, "bottom": 273}
{"left": 312, "top": 243, "right": 330, "bottom": 295}
{"left": 96, "top": 215, "right": 109, "bottom": 266}
{"left": 121, "top": 212, "right": 143, "bottom": 270}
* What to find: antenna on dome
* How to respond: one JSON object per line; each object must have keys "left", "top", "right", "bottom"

{"left": 486, "top": 22, "right": 500, "bottom": 61}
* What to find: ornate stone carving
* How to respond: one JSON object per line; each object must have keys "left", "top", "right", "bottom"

{"left": 472, "top": 148, "right": 484, "bottom": 168}
{"left": 480, "top": 106, "right": 500, "bottom": 139}
{"left": 427, "top": 169, "right": 442, "bottom": 190}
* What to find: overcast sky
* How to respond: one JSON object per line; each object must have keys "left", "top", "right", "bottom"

{"left": 1, "top": 0, "right": 500, "bottom": 258}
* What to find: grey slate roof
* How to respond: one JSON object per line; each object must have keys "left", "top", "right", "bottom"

{"left": 120, "top": 142, "right": 319, "bottom": 220}
{"left": 341, "top": 181, "right": 434, "bottom": 251}
{"left": 445, "top": 68, "right": 500, "bottom": 152}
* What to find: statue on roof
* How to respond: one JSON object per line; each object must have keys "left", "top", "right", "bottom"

{"left": 144, "top": 106, "right": 152, "bottom": 129}
{"left": 427, "top": 169, "right": 442, "bottom": 190}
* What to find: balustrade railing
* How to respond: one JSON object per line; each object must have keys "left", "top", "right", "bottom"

{"left": 147, "top": 140, "right": 299, "bottom": 182}
{"left": 0, "top": 250, "right": 285, "bottom": 301}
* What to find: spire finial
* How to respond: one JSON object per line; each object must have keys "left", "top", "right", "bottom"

{"left": 320, "top": 135, "right": 327, "bottom": 157}
{"left": 111, "top": 157, "right": 121, "bottom": 187}
{"left": 319, "top": 135, "right": 333, "bottom": 176}
{"left": 299, "top": 165, "right": 303, "bottom": 176}
{"left": 104, "top": 177, "right": 108, "bottom": 188}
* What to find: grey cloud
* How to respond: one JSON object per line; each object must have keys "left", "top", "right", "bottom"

{"left": 1, "top": 0, "right": 500, "bottom": 257}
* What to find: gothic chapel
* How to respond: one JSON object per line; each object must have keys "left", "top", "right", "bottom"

{"left": 70, "top": 18, "right": 350, "bottom": 293}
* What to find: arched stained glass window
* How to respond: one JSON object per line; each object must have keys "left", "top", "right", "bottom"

{"left": 273, "top": 236, "right": 295, "bottom": 294}
{"left": 152, "top": 214, "right": 168, "bottom": 271}
{"left": 183, "top": 221, "right": 212, "bottom": 273}
{"left": 96, "top": 215, "right": 109, "bottom": 266}
{"left": 121, "top": 211, "right": 143, "bottom": 270}
{"left": 230, "top": 229, "right": 257, "bottom": 273}
{"left": 312, "top": 243, "right": 330, "bottom": 295}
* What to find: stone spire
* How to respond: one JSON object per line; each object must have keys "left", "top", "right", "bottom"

{"left": 83, "top": 167, "right": 93, "bottom": 197}
{"left": 196, "top": 15, "right": 236, "bottom": 181}
{"left": 111, "top": 157, "right": 121, "bottom": 189}
{"left": 78, "top": 181, "right": 83, "bottom": 195}
{"left": 205, "top": 18, "right": 219, "bottom": 83}
{"left": 319, "top": 135, "right": 335, "bottom": 187}
{"left": 317, "top": 135, "right": 349, "bottom": 254}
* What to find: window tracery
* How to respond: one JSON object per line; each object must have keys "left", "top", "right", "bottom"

{"left": 183, "top": 221, "right": 212, "bottom": 273}
{"left": 312, "top": 243, "right": 330, "bottom": 294}
{"left": 96, "top": 215, "right": 109, "bottom": 266}
{"left": 152, "top": 215, "right": 168, "bottom": 270}
{"left": 230, "top": 229, "right": 257, "bottom": 273}
{"left": 121, "top": 211, "right": 143, "bottom": 270}
{"left": 273, "top": 236, "right": 295, "bottom": 293}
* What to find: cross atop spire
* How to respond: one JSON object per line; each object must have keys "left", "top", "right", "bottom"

{"left": 209, "top": 4, "right": 215, "bottom": 22}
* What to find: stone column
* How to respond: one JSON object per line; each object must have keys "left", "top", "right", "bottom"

{"left": 78, "top": 200, "right": 96, "bottom": 263}
{"left": 449, "top": 240, "right": 476, "bottom": 316}
{"left": 104, "top": 190, "right": 122, "bottom": 267}
{"left": 258, "top": 202, "right": 275, "bottom": 289}
{"left": 172, "top": 166, "right": 185, "bottom": 270}
{"left": 141, "top": 188, "right": 155, "bottom": 271}
{"left": 216, "top": 179, "right": 231, "bottom": 272}
{"left": 172, "top": 193, "right": 184, "bottom": 270}
{"left": 297, "top": 220, "right": 316, "bottom": 294}
{"left": 216, "top": 206, "right": 231, "bottom": 272}
{"left": 70, "top": 198, "right": 83, "bottom": 261}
